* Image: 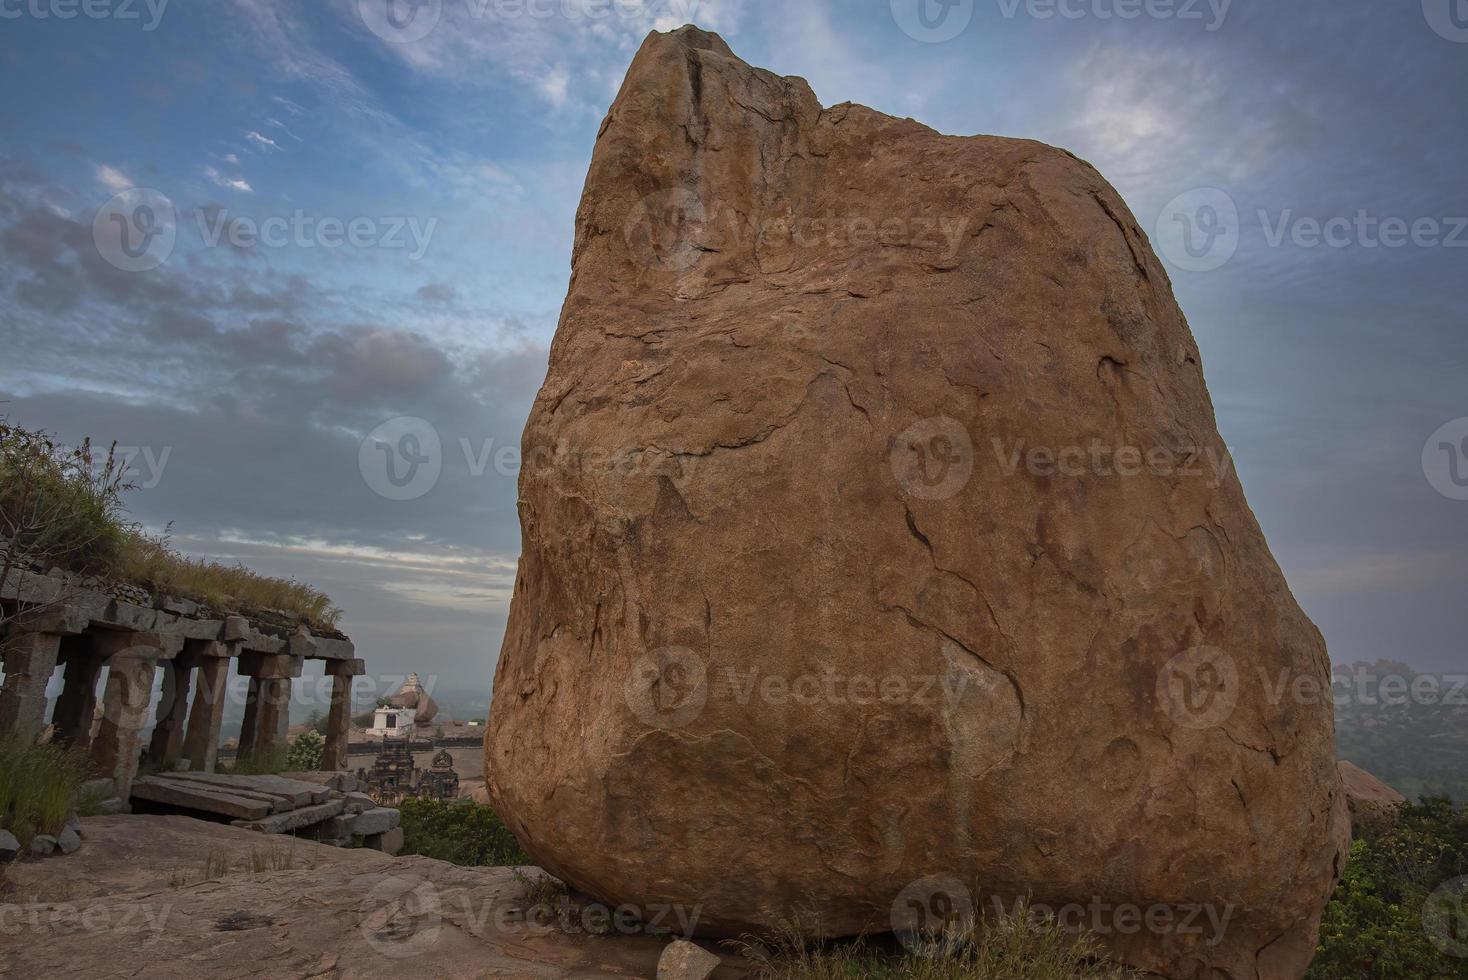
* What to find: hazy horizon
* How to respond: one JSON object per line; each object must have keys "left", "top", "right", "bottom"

{"left": 2, "top": 0, "right": 1465, "bottom": 693}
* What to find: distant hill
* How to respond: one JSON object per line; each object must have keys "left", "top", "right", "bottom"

{"left": 1334, "top": 660, "right": 1468, "bottom": 803}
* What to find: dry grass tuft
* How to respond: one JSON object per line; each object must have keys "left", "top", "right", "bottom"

{"left": 117, "top": 532, "right": 340, "bottom": 630}
{"left": 739, "top": 903, "right": 1142, "bottom": 980}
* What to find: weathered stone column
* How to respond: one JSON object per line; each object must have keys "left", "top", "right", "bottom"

{"left": 256, "top": 655, "right": 301, "bottom": 758}
{"left": 146, "top": 654, "right": 194, "bottom": 769}
{"left": 181, "top": 641, "right": 233, "bottom": 772}
{"left": 90, "top": 632, "right": 178, "bottom": 802}
{"left": 50, "top": 636, "right": 104, "bottom": 751}
{"left": 237, "top": 651, "right": 302, "bottom": 762}
{"left": 0, "top": 629, "right": 63, "bottom": 742}
{"left": 323, "top": 658, "right": 365, "bottom": 772}
{"left": 238, "top": 673, "right": 263, "bottom": 752}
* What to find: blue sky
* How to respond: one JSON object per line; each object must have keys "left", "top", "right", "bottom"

{"left": 1, "top": 0, "right": 1464, "bottom": 692}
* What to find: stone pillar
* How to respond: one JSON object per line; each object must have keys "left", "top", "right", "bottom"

{"left": 238, "top": 674, "right": 262, "bottom": 753}
{"left": 146, "top": 654, "right": 194, "bottom": 769}
{"left": 238, "top": 652, "right": 302, "bottom": 763}
{"left": 50, "top": 636, "right": 104, "bottom": 751}
{"left": 323, "top": 658, "right": 365, "bottom": 772}
{"left": 182, "top": 641, "right": 233, "bottom": 772}
{"left": 89, "top": 632, "right": 180, "bottom": 802}
{"left": 89, "top": 662, "right": 153, "bottom": 803}
{"left": 0, "top": 629, "right": 63, "bottom": 742}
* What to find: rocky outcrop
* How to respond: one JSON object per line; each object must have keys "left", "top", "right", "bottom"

{"left": 1338, "top": 760, "right": 1406, "bottom": 833}
{"left": 486, "top": 26, "right": 1348, "bottom": 980}
{"left": 1, "top": 815, "right": 698, "bottom": 979}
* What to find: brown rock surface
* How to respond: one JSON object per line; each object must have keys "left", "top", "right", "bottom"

{"left": 0, "top": 815, "right": 746, "bottom": 978}
{"left": 486, "top": 25, "right": 1348, "bottom": 980}
{"left": 1337, "top": 759, "right": 1407, "bottom": 832}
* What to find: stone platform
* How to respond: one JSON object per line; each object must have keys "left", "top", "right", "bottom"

{"left": 130, "top": 771, "right": 401, "bottom": 851}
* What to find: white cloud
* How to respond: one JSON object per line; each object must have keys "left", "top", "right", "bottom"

{"left": 761, "top": 1, "right": 901, "bottom": 113}
{"left": 95, "top": 164, "right": 133, "bottom": 193}
{"left": 330, "top": 0, "right": 748, "bottom": 113}
{"left": 246, "top": 130, "right": 283, "bottom": 152}
{"left": 267, "top": 117, "right": 304, "bottom": 142}
{"left": 538, "top": 65, "right": 571, "bottom": 107}
{"left": 203, "top": 165, "right": 254, "bottom": 193}
{"left": 1054, "top": 42, "right": 1316, "bottom": 202}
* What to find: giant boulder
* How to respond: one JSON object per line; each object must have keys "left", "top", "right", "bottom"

{"left": 486, "top": 26, "right": 1348, "bottom": 980}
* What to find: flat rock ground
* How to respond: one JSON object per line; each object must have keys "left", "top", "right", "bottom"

{"left": 0, "top": 815, "right": 747, "bottom": 978}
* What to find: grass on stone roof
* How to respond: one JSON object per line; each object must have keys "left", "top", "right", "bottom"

{"left": 0, "top": 420, "right": 340, "bottom": 631}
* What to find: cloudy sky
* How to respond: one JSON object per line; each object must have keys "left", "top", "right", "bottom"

{"left": 0, "top": 0, "right": 1464, "bottom": 697}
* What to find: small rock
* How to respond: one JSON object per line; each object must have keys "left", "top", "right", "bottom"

{"left": 57, "top": 827, "right": 81, "bottom": 854}
{"left": 95, "top": 798, "right": 126, "bottom": 815}
{"left": 325, "top": 772, "right": 359, "bottom": 793}
{"left": 30, "top": 835, "right": 57, "bottom": 857}
{"left": 343, "top": 792, "right": 375, "bottom": 815}
{"left": 656, "top": 939, "right": 720, "bottom": 980}
{"left": 351, "top": 807, "right": 400, "bottom": 837}
{"left": 0, "top": 830, "right": 19, "bottom": 861}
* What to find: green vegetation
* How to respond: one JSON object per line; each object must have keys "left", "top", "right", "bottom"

{"left": 1308, "top": 798, "right": 1468, "bottom": 979}
{"left": 0, "top": 735, "right": 87, "bottom": 846}
{"left": 285, "top": 730, "right": 325, "bottom": 771}
{"left": 226, "top": 745, "right": 289, "bottom": 776}
{"left": 0, "top": 420, "right": 339, "bottom": 630}
{"left": 397, "top": 797, "right": 530, "bottom": 867}
{"left": 741, "top": 905, "right": 1140, "bottom": 980}
{"left": 0, "top": 422, "right": 131, "bottom": 578}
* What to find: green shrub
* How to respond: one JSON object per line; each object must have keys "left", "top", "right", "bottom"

{"left": 285, "top": 730, "right": 325, "bottom": 771}
{"left": 1308, "top": 798, "right": 1468, "bottom": 978}
{"left": 0, "top": 736, "right": 88, "bottom": 846}
{"left": 397, "top": 798, "right": 529, "bottom": 867}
